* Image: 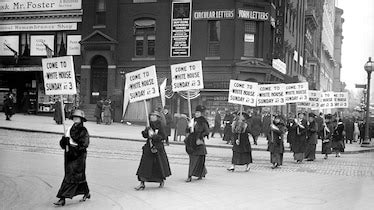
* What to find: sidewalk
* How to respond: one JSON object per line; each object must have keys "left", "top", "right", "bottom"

{"left": 0, "top": 113, "right": 373, "bottom": 154}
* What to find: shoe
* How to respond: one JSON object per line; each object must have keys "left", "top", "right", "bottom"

{"left": 197, "top": 177, "right": 203, "bottom": 180}
{"left": 306, "top": 159, "right": 314, "bottom": 161}
{"left": 159, "top": 181, "right": 164, "bottom": 188}
{"left": 337, "top": 153, "right": 341, "bottom": 157}
{"left": 324, "top": 156, "right": 328, "bottom": 160}
{"left": 271, "top": 164, "right": 278, "bottom": 169}
{"left": 245, "top": 165, "right": 250, "bottom": 172}
{"left": 227, "top": 167, "right": 235, "bottom": 172}
{"left": 134, "top": 184, "right": 145, "bottom": 190}
{"left": 185, "top": 177, "right": 192, "bottom": 182}
{"left": 53, "top": 199, "right": 65, "bottom": 206}
{"left": 80, "top": 193, "right": 91, "bottom": 202}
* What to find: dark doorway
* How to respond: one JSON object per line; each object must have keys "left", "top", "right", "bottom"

{"left": 90, "top": 56, "right": 108, "bottom": 104}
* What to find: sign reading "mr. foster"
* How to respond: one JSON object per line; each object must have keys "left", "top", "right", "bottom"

{"left": 42, "top": 56, "right": 76, "bottom": 95}
{"left": 228, "top": 80, "right": 257, "bottom": 107}
{"left": 125, "top": 66, "right": 159, "bottom": 103}
{"left": 171, "top": 60, "right": 204, "bottom": 92}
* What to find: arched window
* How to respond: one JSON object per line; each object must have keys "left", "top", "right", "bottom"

{"left": 134, "top": 18, "right": 156, "bottom": 57}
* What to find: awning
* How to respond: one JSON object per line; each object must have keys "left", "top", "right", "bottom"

{"left": 0, "top": 66, "right": 42, "bottom": 72}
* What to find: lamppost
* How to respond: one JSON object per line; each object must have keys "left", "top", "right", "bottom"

{"left": 362, "top": 57, "right": 374, "bottom": 146}
{"left": 119, "top": 69, "right": 126, "bottom": 123}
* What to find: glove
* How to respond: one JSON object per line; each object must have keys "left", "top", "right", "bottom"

{"left": 59, "top": 136, "right": 69, "bottom": 149}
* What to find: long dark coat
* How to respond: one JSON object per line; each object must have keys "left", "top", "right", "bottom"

{"left": 164, "top": 113, "right": 172, "bottom": 137}
{"left": 4, "top": 96, "right": 14, "bottom": 116}
{"left": 184, "top": 116, "right": 209, "bottom": 156}
{"left": 223, "top": 113, "right": 234, "bottom": 142}
{"left": 57, "top": 123, "right": 90, "bottom": 199}
{"left": 250, "top": 114, "right": 262, "bottom": 137}
{"left": 136, "top": 120, "right": 171, "bottom": 181}
{"left": 290, "top": 119, "right": 308, "bottom": 153}
{"left": 321, "top": 122, "right": 333, "bottom": 154}
{"left": 267, "top": 123, "right": 285, "bottom": 154}
{"left": 307, "top": 121, "right": 318, "bottom": 145}
{"left": 344, "top": 118, "right": 354, "bottom": 140}
{"left": 262, "top": 115, "right": 271, "bottom": 135}
{"left": 94, "top": 100, "right": 103, "bottom": 119}
{"left": 53, "top": 101, "right": 63, "bottom": 124}
{"left": 332, "top": 122, "right": 345, "bottom": 152}
{"left": 286, "top": 119, "right": 296, "bottom": 146}
{"left": 231, "top": 121, "right": 253, "bottom": 165}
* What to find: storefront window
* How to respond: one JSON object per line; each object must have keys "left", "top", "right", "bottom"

{"left": 244, "top": 21, "right": 257, "bottom": 57}
{"left": 134, "top": 18, "right": 156, "bottom": 57}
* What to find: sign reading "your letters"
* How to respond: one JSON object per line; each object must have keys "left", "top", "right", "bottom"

{"left": 42, "top": 56, "right": 76, "bottom": 95}
{"left": 257, "top": 83, "right": 285, "bottom": 106}
{"left": 228, "top": 80, "right": 258, "bottom": 107}
{"left": 171, "top": 60, "right": 204, "bottom": 92}
{"left": 125, "top": 65, "right": 159, "bottom": 103}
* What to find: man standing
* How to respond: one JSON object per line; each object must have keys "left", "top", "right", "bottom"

{"left": 4, "top": 93, "right": 15, "bottom": 121}
{"left": 305, "top": 113, "right": 318, "bottom": 161}
{"left": 163, "top": 106, "right": 172, "bottom": 146}
{"left": 250, "top": 110, "right": 262, "bottom": 145}
{"left": 211, "top": 108, "right": 222, "bottom": 138}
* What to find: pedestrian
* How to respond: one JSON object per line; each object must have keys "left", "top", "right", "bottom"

{"left": 54, "top": 110, "right": 90, "bottom": 206}
{"left": 222, "top": 109, "right": 234, "bottom": 144}
{"left": 227, "top": 112, "right": 252, "bottom": 172}
{"left": 53, "top": 99, "right": 63, "bottom": 124}
{"left": 359, "top": 120, "right": 365, "bottom": 144}
{"left": 163, "top": 106, "right": 172, "bottom": 145}
{"left": 267, "top": 115, "right": 285, "bottom": 169}
{"left": 135, "top": 110, "right": 171, "bottom": 190}
{"left": 286, "top": 112, "right": 296, "bottom": 151}
{"left": 250, "top": 110, "right": 262, "bottom": 145}
{"left": 211, "top": 108, "right": 223, "bottom": 138}
{"left": 102, "top": 99, "right": 112, "bottom": 125}
{"left": 3, "top": 93, "right": 15, "bottom": 121}
{"left": 321, "top": 114, "right": 333, "bottom": 159}
{"left": 262, "top": 112, "right": 271, "bottom": 137}
{"left": 94, "top": 99, "right": 103, "bottom": 124}
{"left": 184, "top": 105, "right": 209, "bottom": 182}
{"left": 353, "top": 119, "right": 360, "bottom": 143}
{"left": 175, "top": 113, "right": 188, "bottom": 141}
{"left": 290, "top": 113, "right": 308, "bottom": 163}
{"left": 316, "top": 112, "right": 324, "bottom": 139}
{"left": 305, "top": 113, "right": 318, "bottom": 161}
{"left": 344, "top": 117, "right": 354, "bottom": 144}
{"left": 332, "top": 119, "right": 345, "bottom": 157}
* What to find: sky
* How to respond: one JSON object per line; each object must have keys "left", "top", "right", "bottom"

{"left": 337, "top": 0, "right": 374, "bottom": 91}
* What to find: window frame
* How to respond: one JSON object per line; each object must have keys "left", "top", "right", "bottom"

{"left": 133, "top": 18, "right": 156, "bottom": 58}
{"left": 243, "top": 21, "right": 257, "bottom": 58}
{"left": 207, "top": 20, "right": 221, "bottom": 57}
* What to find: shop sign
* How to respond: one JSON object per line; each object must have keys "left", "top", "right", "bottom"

{"left": 170, "top": 0, "right": 192, "bottom": 57}
{"left": 0, "top": 0, "right": 81, "bottom": 13}
{"left": 42, "top": 56, "right": 77, "bottom": 95}
{"left": 257, "top": 83, "right": 286, "bottom": 106}
{"left": 238, "top": 9, "right": 269, "bottom": 21}
{"left": 244, "top": 34, "right": 254, "bottom": 42}
{"left": 297, "top": 90, "right": 321, "bottom": 110}
{"left": 0, "top": 23, "right": 77, "bottom": 32}
{"left": 333, "top": 92, "right": 348, "bottom": 108}
{"left": 228, "top": 79, "right": 258, "bottom": 107}
{"left": 272, "top": 59, "right": 286, "bottom": 74}
{"left": 171, "top": 60, "right": 204, "bottom": 92}
{"left": 0, "top": 35, "right": 19, "bottom": 56}
{"left": 284, "top": 82, "right": 309, "bottom": 104}
{"left": 125, "top": 65, "right": 160, "bottom": 103}
{"left": 193, "top": 9, "right": 235, "bottom": 20}
{"left": 30, "top": 35, "right": 54, "bottom": 56}
{"left": 67, "top": 35, "right": 81, "bottom": 55}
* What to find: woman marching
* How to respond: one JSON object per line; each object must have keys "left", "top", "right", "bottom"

{"left": 267, "top": 115, "right": 285, "bottom": 169}
{"left": 290, "top": 113, "right": 308, "bottom": 163}
{"left": 54, "top": 110, "right": 91, "bottom": 206}
{"left": 332, "top": 118, "right": 345, "bottom": 157}
{"left": 135, "top": 110, "right": 171, "bottom": 190}
{"left": 184, "top": 105, "right": 209, "bottom": 182}
{"left": 227, "top": 112, "right": 253, "bottom": 172}
{"left": 321, "top": 114, "right": 333, "bottom": 159}
{"left": 305, "top": 113, "right": 318, "bottom": 161}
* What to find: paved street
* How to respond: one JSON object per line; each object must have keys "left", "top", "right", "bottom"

{"left": 1, "top": 129, "right": 374, "bottom": 210}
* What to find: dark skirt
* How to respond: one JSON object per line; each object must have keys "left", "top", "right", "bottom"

{"left": 322, "top": 141, "right": 332, "bottom": 154}
{"left": 332, "top": 140, "right": 345, "bottom": 152}
{"left": 270, "top": 153, "right": 283, "bottom": 165}
{"left": 232, "top": 151, "right": 252, "bottom": 165}
{"left": 57, "top": 182, "right": 89, "bottom": 199}
{"left": 188, "top": 155, "right": 207, "bottom": 178}
{"left": 293, "top": 153, "right": 304, "bottom": 161}
{"left": 304, "top": 144, "right": 316, "bottom": 160}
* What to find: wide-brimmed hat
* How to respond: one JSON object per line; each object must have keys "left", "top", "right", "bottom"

{"left": 195, "top": 105, "right": 206, "bottom": 112}
{"left": 71, "top": 109, "right": 87, "bottom": 122}
{"left": 150, "top": 110, "right": 161, "bottom": 117}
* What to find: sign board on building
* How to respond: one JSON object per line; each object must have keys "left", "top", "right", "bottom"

{"left": 228, "top": 79, "right": 258, "bottom": 107}
{"left": 284, "top": 82, "right": 309, "bottom": 104}
{"left": 333, "top": 92, "right": 349, "bottom": 108}
{"left": 125, "top": 65, "right": 159, "bottom": 103}
{"left": 31, "top": 35, "right": 54, "bottom": 56}
{"left": 355, "top": 84, "right": 366, "bottom": 89}
{"left": 171, "top": 60, "right": 204, "bottom": 92}
{"left": 293, "top": 50, "right": 298, "bottom": 62}
{"left": 0, "top": 23, "right": 77, "bottom": 32}
{"left": 193, "top": 9, "right": 235, "bottom": 20}
{"left": 272, "top": 59, "right": 287, "bottom": 74}
{"left": 244, "top": 34, "right": 255, "bottom": 42}
{"left": 67, "top": 35, "right": 81, "bottom": 55}
{"left": 257, "top": 83, "right": 286, "bottom": 106}
{"left": 41, "top": 56, "right": 77, "bottom": 95}
{"left": 0, "top": 0, "right": 82, "bottom": 13}
{"left": 237, "top": 9, "right": 269, "bottom": 21}
{"left": 319, "top": 91, "right": 334, "bottom": 109}
{"left": 170, "top": 0, "right": 192, "bottom": 57}
{"left": 0, "top": 35, "right": 19, "bottom": 56}
{"left": 297, "top": 90, "right": 321, "bottom": 110}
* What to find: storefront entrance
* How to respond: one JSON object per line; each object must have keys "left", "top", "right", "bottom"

{"left": 90, "top": 56, "right": 108, "bottom": 104}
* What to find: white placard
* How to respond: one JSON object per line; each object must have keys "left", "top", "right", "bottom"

{"left": 319, "top": 92, "right": 334, "bottom": 109}
{"left": 228, "top": 80, "right": 258, "bottom": 107}
{"left": 67, "top": 35, "right": 81, "bottom": 55}
{"left": 285, "top": 82, "right": 309, "bottom": 103}
{"left": 333, "top": 92, "right": 349, "bottom": 108}
{"left": 0, "top": 35, "right": 19, "bottom": 56}
{"left": 297, "top": 90, "right": 321, "bottom": 110}
{"left": 0, "top": 23, "right": 77, "bottom": 32}
{"left": 31, "top": 35, "right": 54, "bottom": 56}
{"left": 257, "top": 83, "right": 286, "bottom": 106}
{"left": 244, "top": 34, "right": 254, "bottom": 42}
{"left": 42, "top": 56, "right": 77, "bottom": 95}
{"left": 171, "top": 60, "right": 204, "bottom": 92}
{"left": 125, "top": 65, "right": 160, "bottom": 103}
{"left": 0, "top": 0, "right": 82, "bottom": 13}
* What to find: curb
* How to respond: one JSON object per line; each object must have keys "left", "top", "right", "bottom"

{"left": 1, "top": 126, "right": 374, "bottom": 154}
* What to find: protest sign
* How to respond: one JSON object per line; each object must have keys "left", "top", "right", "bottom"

{"left": 228, "top": 79, "right": 258, "bottom": 107}
{"left": 333, "top": 92, "right": 349, "bottom": 108}
{"left": 42, "top": 56, "right": 76, "bottom": 95}
{"left": 297, "top": 90, "right": 321, "bottom": 110}
{"left": 125, "top": 65, "right": 159, "bottom": 103}
{"left": 319, "top": 92, "right": 334, "bottom": 109}
{"left": 257, "top": 83, "right": 285, "bottom": 106}
{"left": 171, "top": 60, "right": 204, "bottom": 92}
{"left": 285, "top": 82, "right": 308, "bottom": 103}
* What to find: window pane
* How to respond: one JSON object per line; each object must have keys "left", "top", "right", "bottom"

{"left": 136, "top": 37, "right": 144, "bottom": 56}
{"left": 147, "top": 35, "right": 155, "bottom": 56}
{"left": 244, "top": 42, "right": 255, "bottom": 57}
{"left": 96, "top": 12, "right": 106, "bottom": 25}
{"left": 97, "top": 0, "right": 106, "bottom": 11}
{"left": 244, "top": 21, "right": 256, "bottom": 33}
{"left": 208, "top": 21, "right": 220, "bottom": 42}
